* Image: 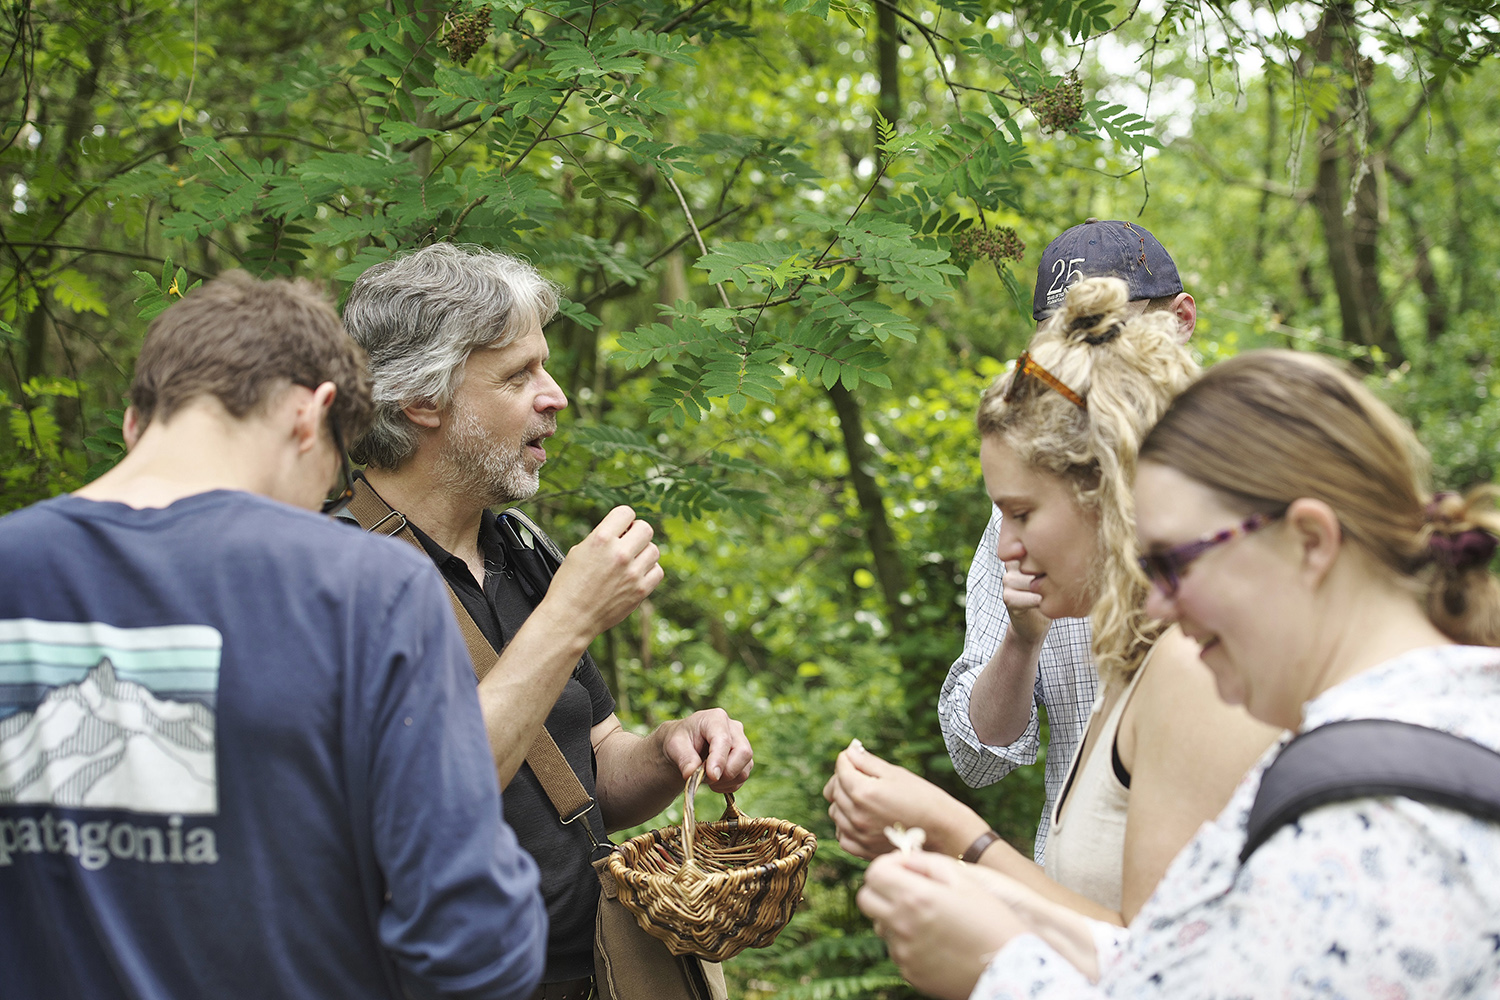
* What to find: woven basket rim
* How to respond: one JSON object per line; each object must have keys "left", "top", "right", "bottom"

{"left": 602, "top": 770, "right": 817, "bottom": 961}
{"left": 609, "top": 812, "right": 816, "bottom": 877}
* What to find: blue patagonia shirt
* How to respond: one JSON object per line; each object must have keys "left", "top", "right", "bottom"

{"left": 0, "top": 491, "right": 546, "bottom": 1000}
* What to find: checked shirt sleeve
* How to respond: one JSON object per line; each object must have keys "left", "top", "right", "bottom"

{"left": 940, "top": 509, "right": 1042, "bottom": 785}
{"left": 939, "top": 508, "right": 1098, "bottom": 861}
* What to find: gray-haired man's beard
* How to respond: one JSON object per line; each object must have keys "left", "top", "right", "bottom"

{"left": 436, "top": 405, "right": 549, "bottom": 508}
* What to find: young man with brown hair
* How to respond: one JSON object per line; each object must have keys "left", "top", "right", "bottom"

{"left": 0, "top": 271, "right": 547, "bottom": 1000}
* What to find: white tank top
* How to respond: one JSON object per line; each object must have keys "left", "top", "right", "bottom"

{"left": 1044, "top": 649, "right": 1153, "bottom": 913}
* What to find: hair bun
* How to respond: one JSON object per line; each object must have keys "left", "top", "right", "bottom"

{"left": 1424, "top": 491, "right": 1499, "bottom": 575}
{"left": 1058, "top": 278, "right": 1130, "bottom": 347}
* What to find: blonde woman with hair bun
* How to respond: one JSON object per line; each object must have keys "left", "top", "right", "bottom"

{"left": 825, "top": 277, "right": 1278, "bottom": 935}
{"left": 860, "top": 349, "right": 1500, "bottom": 1000}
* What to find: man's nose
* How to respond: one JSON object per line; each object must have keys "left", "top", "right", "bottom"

{"left": 536, "top": 367, "right": 568, "bottom": 412}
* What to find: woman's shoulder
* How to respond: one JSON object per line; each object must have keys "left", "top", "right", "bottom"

{"left": 1306, "top": 644, "right": 1500, "bottom": 752}
{"left": 1141, "top": 625, "right": 1203, "bottom": 674}
{"left": 1133, "top": 626, "right": 1234, "bottom": 715}
{"left": 1128, "top": 626, "right": 1282, "bottom": 755}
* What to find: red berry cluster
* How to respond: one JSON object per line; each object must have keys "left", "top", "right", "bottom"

{"left": 950, "top": 226, "right": 1026, "bottom": 270}
{"left": 1029, "top": 72, "right": 1084, "bottom": 133}
{"left": 444, "top": 4, "right": 492, "bottom": 66}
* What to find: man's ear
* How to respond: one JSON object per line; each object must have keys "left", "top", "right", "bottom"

{"left": 291, "top": 382, "right": 339, "bottom": 455}
{"left": 1286, "top": 497, "right": 1341, "bottom": 587}
{"left": 401, "top": 398, "right": 443, "bottom": 429}
{"left": 122, "top": 406, "right": 145, "bottom": 451}
{"left": 1172, "top": 293, "right": 1197, "bottom": 343}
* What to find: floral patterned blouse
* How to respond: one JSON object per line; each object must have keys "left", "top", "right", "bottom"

{"left": 973, "top": 644, "right": 1500, "bottom": 999}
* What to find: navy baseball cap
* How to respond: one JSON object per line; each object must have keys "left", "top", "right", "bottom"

{"left": 1032, "top": 219, "right": 1184, "bottom": 321}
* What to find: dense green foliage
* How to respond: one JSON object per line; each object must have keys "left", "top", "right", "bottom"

{"left": 5, "top": 0, "right": 1500, "bottom": 995}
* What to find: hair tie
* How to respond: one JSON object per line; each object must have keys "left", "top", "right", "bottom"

{"left": 1066, "top": 312, "right": 1122, "bottom": 346}
{"left": 1426, "top": 528, "right": 1498, "bottom": 573}
{"left": 1082, "top": 322, "right": 1123, "bottom": 346}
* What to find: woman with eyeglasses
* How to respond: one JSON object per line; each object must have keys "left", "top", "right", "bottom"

{"left": 824, "top": 276, "right": 1278, "bottom": 933}
{"left": 858, "top": 349, "right": 1500, "bottom": 999}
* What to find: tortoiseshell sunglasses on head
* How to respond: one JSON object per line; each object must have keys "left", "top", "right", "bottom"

{"left": 1003, "top": 351, "right": 1088, "bottom": 411}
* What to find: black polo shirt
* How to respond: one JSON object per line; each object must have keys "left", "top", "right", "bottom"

{"left": 408, "top": 508, "right": 615, "bottom": 984}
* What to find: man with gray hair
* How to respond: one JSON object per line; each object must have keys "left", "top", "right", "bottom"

{"left": 342, "top": 243, "right": 754, "bottom": 1000}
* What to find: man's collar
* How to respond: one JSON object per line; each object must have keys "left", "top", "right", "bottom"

{"left": 403, "top": 502, "right": 509, "bottom": 578}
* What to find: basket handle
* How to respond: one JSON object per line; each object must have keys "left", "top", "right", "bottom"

{"left": 681, "top": 767, "right": 745, "bottom": 865}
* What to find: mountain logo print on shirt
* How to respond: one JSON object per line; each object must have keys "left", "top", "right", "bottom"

{"left": 0, "top": 619, "right": 221, "bottom": 814}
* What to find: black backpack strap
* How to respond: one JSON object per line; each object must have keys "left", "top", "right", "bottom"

{"left": 1240, "top": 719, "right": 1500, "bottom": 863}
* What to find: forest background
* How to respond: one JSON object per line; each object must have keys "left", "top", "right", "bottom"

{"left": 4, "top": 0, "right": 1499, "bottom": 995}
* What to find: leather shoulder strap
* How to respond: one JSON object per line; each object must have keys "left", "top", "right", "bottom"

{"left": 347, "top": 480, "right": 496, "bottom": 676}
{"left": 345, "top": 477, "right": 594, "bottom": 822}
{"left": 1240, "top": 718, "right": 1500, "bottom": 863}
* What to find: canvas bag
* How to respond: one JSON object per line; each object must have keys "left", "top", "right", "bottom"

{"left": 343, "top": 479, "right": 727, "bottom": 1000}
{"left": 593, "top": 857, "right": 727, "bottom": 1000}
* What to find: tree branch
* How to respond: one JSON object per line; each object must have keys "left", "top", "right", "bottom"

{"left": 504, "top": 88, "right": 577, "bottom": 175}
{"left": 0, "top": 242, "right": 213, "bottom": 279}
{"left": 665, "top": 173, "right": 733, "bottom": 310}
{"left": 1378, "top": 91, "right": 1430, "bottom": 155}
{"left": 657, "top": 0, "right": 719, "bottom": 35}
{"left": 1176, "top": 138, "right": 1310, "bottom": 199}
{"left": 578, "top": 204, "right": 745, "bottom": 307}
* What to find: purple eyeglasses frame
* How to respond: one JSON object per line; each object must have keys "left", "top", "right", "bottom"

{"left": 1138, "top": 510, "right": 1282, "bottom": 596}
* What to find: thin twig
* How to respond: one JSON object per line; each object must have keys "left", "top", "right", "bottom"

{"left": 866, "top": 0, "right": 962, "bottom": 111}
{"left": 745, "top": 156, "right": 892, "bottom": 338}
{"left": 657, "top": 0, "right": 719, "bottom": 34}
{"left": 578, "top": 204, "right": 745, "bottom": 307}
{"left": 0, "top": 242, "right": 214, "bottom": 277}
{"left": 0, "top": 1, "right": 37, "bottom": 158}
{"left": 505, "top": 89, "right": 577, "bottom": 175}
{"left": 178, "top": 0, "right": 199, "bottom": 137}
{"left": 715, "top": 153, "right": 750, "bottom": 215}
{"left": 448, "top": 194, "right": 488, "bottom": 236}
{"left": 55, "top": 313, "right": 128, "bottom": 381}
{"left": 732, "top": 294, "right": 796, "bottom": 311}
{"left": 217, "top": 130, "right": 339, "bottom": 152}
{"left": 427, "top": 117, "right": 489, "bottom": 178}
{"left": 665, "top": 173, "right": 732, "bottom": 310}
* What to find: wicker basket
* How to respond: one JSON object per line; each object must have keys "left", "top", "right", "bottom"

{"left": 604, "top": 769, "right": 817, "bottom": 962}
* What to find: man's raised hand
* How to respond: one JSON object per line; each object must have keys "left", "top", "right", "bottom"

{"left": 545, "top": 505, "right": 663, "bottom": 638}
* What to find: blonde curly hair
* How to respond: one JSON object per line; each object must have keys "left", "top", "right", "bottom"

{"left": 977, "top": 277, "right": 1199, "bottom": 686}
